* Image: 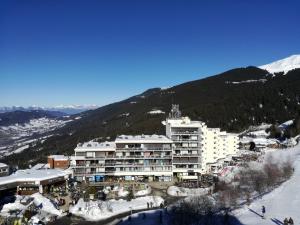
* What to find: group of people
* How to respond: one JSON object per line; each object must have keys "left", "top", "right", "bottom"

{"left": 146, "top": 201, "right": 154, "bottom": 209}
{"left": 284, "top": 217, "right": 294, "bottom": 225}
{"left": 262, "top": 206, "right": 294, "bottom": 224}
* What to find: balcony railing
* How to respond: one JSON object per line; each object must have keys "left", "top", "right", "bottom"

{"left": 116, "top": 147, "right": 172, "bottom": 151}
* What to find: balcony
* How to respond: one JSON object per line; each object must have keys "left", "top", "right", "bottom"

{"left": 116, "top": 147, "right": 172, "bottom": 151}
{"left": 173, "top": 154, "right": 199, "bottom": 157}
{"left": 172, "top": 139, "right": 199, "bottom": 142}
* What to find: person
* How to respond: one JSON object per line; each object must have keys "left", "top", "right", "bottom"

{"left": 150, "top": 201, "right": 153, "bottom": 208}
{"left": 159, "top": 210, "right": 163, "bottom": 223}
{"left": 284, "top": 218, "right": 289, "bottom": 225}
{"left": 261, "top": 206, "right": 266, "bottom": 219}
{"left": 288, "top": 217, "right": 294, "bottom": 225}
{"left": 147, "top": 202, "right": 149, "bottom": 209}
{"left": 224, "top": 211, "right": 229, "bottom": 225}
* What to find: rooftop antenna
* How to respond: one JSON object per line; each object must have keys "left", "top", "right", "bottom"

{"left": 168, "top": 104, "right": 181, "bottom": 119}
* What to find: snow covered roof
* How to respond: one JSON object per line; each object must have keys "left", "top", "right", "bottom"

{"left": 115, "top": 134, "right": 172, "bottom": 144}
{"left": 0, "top": 162, "right": 8, "bottom": 168}
{"left": 48, "top": 155, "right": 69, "bottom": 161}
{"left": 75, "top": 141, "right": 116, "bottom": 152}
{"left": 164, "top": 117, "right": 206, "bottom": 128}
{"left": 0, "top": 166, "right": 72, "bottom": 186}
{"left": 31, "top": 163, "right": 50, "bottom": 170}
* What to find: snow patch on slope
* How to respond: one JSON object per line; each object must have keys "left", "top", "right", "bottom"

{"left": 148, "top": 110, "right": 165, "bottom": 115}
{"left": 259, "top": 54, "right": 300, "bottom": 74}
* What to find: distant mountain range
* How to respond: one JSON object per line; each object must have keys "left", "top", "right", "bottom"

{"left": 0, "top": 105, "right": 98, "bottom": 115}
{"left": 2, "top": 55, "right": 300, "bottom": 168}
{"left": 0, "top": 110, "right": 67, "bottom": 126}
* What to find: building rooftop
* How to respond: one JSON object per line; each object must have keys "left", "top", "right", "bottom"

{"left": 0, "top": 166, "right": 72, "bottom": 186}
{"left": 0, "top": 163, "right": 8, "bottom": 168}
{"left": 163, "top": 117, "right": 206, "bottom": 127}
{"left": 75, "top": 141, "right": 116, "bottom": 152}
{"left": 31, "top": 163, "right": 50, "bottom": 170}
{"left": 48, "top": 155, "right": 69, "bottom": 161}
{"left": 115, "top": 134, "right": 173, "bottom": 143}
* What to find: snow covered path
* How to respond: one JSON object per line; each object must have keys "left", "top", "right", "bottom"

{"left": 233, "top": 145, "right": 300, "bottom": 225}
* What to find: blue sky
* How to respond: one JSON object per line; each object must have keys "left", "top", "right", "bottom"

{"left": 1, "top": 0, "right": 300, "bottom": 107}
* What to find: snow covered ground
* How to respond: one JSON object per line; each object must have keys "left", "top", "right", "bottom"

{"left": 233, "top": 143, "right": 300, "bottom": 224}
{"left": 104, "top": 184, "right": 151, "bottom": 197}
{"left": 119, "top": 144, "right": 300, "bottom": 225}
{"left": 167, "top": 186, "right": 210, "bottom": 197}
{"left": 69, "top": 196, "right": 164, "bottom": 221}
{"left": 0, "top": 193, "right": 64, "bottom": 223}
{"left": 0, "top": 117, "right": 72, "bottom": 157}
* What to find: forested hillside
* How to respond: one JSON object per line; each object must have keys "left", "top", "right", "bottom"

{"left": 3, "top": 67, "right": 300, "bottom": 167}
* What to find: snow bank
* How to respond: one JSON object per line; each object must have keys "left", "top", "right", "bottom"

{"left": 117, "top": 187, "right": 129, "bottom": 197}
{"left": 135, "top": 185, "right": 151, "bottom": 197}
{"left": 0, "top": 193, "right": 63, "bottom": 221}
{"left": 167, "top": 186, "right": 210, "bottom": 197}
{"left": 31, "top": 193, "right": 62, "bottom": 216}
{"left": 0, "top": 196, "right": 29, "bottom": 217}
{"left": 70, "top": 196, "right": 163, "bottom": 221}
{"left": 218, "top": 166, "right": 241, "bottom": 183}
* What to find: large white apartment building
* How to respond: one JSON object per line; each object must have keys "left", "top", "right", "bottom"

{"left": 72, "top": 105, "right": 239, "bottom": 182}
{"left": 163, "top": 105, "right": 239, "bottom": 180}
{"left": 73, "top": 141, "right": 116, "bottom": 182}
{"left": 73, "top": 135, "right": 173, "bottom": 182}
{"left": 114, "top": 135, "right": 173, "bottom": 182}
{"left": 163, "top": 116, "right": 207, "bottom": 180}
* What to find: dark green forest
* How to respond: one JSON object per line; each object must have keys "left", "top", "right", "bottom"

{"left": 3, "top": 67, "right": 300, "bottom": 168}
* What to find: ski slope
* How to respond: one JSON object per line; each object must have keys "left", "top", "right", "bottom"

{"left": 119, "top": 144, "right": 300, "bottom": 225}
{"left": 233, "top": 144, "right": 300, "bottom": 224}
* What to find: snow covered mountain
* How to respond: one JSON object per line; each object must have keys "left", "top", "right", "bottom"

{"left": 259, "top": 54, "right": 300, "bottom": 74}
{"left": 0, "top": 104, "right": 98, "bottom": 115}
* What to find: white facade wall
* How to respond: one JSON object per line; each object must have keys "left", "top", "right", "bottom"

{"left": 164, "top": 117, "right": 207, "bottom": 180}
{"left": 164, "top": 116, "right": 239, "bottom": 178}
{"left": 73, "top": 136, "right": 173, "bottom": 182}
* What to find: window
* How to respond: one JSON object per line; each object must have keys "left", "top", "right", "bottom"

{"left": 86, "top": 152, "right": 94, "bottom": 158}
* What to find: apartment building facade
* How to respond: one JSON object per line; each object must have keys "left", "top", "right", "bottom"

{"left": 163, "top": 116, "right": 207, "bottom": 180}
{"left": 73, "top": 141, "right": 116, "bottom": 182}
{"left": 163, "top": 105, "right": 239, "bottom": 180}
{"left": 73, "top": 135, "right": 173, "bottom": 182}
{"left": 114, "top": 135, "right": 173, "bottom": 182}
{"left": 72, "top": 105, "right": 239, "bottom": 182}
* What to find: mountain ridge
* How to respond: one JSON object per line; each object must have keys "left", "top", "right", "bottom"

{"left": 259, "top": 54, "right": 300, "bottom": 74}
{"left": 0, "top": 105, "right": 98, "bottom": 115}
{"left": 3, "top": 65, "right": 300, "bottom": 167}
